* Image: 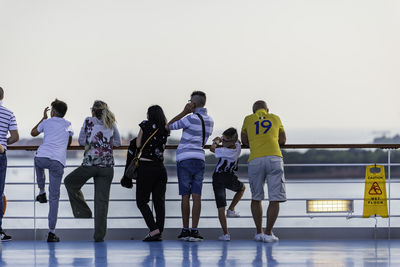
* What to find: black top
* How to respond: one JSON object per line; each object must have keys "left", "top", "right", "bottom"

{"left": 139, "top": 120, "right": 168, "bottom": 162}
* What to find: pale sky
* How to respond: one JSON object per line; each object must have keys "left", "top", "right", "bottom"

{"left": 1, "top": 0, "right": 399, "bottom": 143}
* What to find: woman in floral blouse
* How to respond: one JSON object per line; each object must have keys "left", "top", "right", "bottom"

{"left": 65, "top": 100, "right": 121, "bottom": 242}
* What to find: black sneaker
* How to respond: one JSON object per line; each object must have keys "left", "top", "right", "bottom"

{"left": 177, "top": 229, "right": 190, "bottom": 241}
{"left": 1, "top": 231, "right": 12, "bottom": 242}
{"left": 189, "top": 229, "right": 204, "bottom": 242}
{"left": 36, "top": 193, "right": 47, "bottom": 203}
{"left": 143, "top": 233, "right": 162, "bottom": 242}
{"left": 47, "top": 232, "right": 60, "bottom": 242}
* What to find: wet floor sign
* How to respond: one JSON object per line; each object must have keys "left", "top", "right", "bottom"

{"left": 363, "top": 165, "right": 388, "bottom": 218}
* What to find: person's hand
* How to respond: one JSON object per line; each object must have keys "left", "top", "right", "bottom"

{"left": 183, "top": 102, "right": 195, "bottom": 115}
{"left": 0, "top": 144, "right": 4, "bottom": 154}
{"left": 43, "top": 107, "right": 50, "bottom": 119}
{"left": 212, "top": 137, "right": 222, "bottom": 144}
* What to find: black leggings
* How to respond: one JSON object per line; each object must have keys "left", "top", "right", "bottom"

{"left": 136, "top": 161, "right": 167, "bottom": 232}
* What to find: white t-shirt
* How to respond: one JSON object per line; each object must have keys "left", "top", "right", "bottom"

{"left": 214, "top": 142, "right": 241, "bottom": 174}
{"left": 36, "top": 117, "right": 74, "bottom": 166}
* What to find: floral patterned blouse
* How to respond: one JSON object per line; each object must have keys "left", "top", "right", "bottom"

{"left": 78, "top": 117, "right": 121, "bottom": 167}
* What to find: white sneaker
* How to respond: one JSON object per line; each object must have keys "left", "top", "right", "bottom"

{"left": 218, "top": 234, "right": 231, "bottom": 241}
{"left": 254, "top": 233, "right": 265, "bottom": 242}
{"left": 226, "top": 209, "right": 240, "bottom": 218}
{"left": 263, "top": 232, "right": 279, "bottom": 243}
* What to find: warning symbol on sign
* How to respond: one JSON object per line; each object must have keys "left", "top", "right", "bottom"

{"left": 368, "top": 182, "right": 382, "bottom": 195}
{"left": 363, "top": 165, "right": 388, "bottom": 218}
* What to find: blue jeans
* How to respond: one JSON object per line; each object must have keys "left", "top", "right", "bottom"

{"left": 0, "top": 153, "right": 7, "bottom": 230}
{"left": 177, "top": 159, "right": 205, "bottom": 195}
{"left": 35, "top": 157, "right": 65, "bottom": 231}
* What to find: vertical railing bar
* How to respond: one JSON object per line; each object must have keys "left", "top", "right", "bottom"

{"left": 388, "top": 149, "right": 391, "bottom": 240}
{"left": 33, "top": 164, "right": 36, "bottom": 241}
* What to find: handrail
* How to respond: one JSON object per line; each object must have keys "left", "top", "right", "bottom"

{"left": 6, "top": 143, "right": 400, "bottom": 151}
{"left": 3, "top": 144, "right": 399, "bottom": 234}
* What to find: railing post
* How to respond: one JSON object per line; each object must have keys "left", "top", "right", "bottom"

{"left": 388, "top": 149, "right": 391, "bottom": 240}
{"left": 33, "top": 165, "right": 36, "bottom": 241}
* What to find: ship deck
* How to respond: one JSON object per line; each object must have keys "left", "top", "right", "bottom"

{"left": 0, "top": 239, "right": 398, "bottom": 266}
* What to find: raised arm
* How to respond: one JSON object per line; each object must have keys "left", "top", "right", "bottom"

{"left": 166, "top": 102, "right": 195, "bottom": 130}
{"left": 31, "top": 107, "right": 49, "bottom": 137}
{"left": 210, "top": 136, "right": 221, "bottom": 153}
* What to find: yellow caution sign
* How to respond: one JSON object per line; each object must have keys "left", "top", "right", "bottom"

{"left": 363, "top": 165, "right": 388, "bottom": 218}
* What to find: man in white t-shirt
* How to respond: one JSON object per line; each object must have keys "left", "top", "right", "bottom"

{"left": 31, "top": 99, "right": 73, "bottom": 242}
{"left": 210, "top": 127, "right": 245, "bottom": 241}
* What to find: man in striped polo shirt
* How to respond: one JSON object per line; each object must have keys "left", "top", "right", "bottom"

{"left": 167, "top": 91, "right": 214, "bottom": 241}
{"left": 0, "top": 87, "right": 19, "bottom": 241}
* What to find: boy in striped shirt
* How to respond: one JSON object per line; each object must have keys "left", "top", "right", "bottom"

{"left": 167, "top": 91, "right": 214, "bottom": 241}
{"left": 210, "top": 128, "right": 245, "bottom": 241}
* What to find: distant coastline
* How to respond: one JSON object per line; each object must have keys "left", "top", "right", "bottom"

{"left": 6, "top": 135, "right": 400, "bottom": 179}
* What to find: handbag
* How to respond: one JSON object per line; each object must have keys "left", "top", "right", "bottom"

{"left": 124, "top": 128, "right": 159, "bottom": 181}
{"left": 120, "top": 138, "right": 137, "bottom": 188}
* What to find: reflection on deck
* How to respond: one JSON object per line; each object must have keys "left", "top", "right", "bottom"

{"left": 0, "top": 240, "right": 398, "bottom": 267}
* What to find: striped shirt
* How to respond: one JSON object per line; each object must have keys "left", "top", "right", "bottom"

{"left": 0, "top": 101, "right": 18, "bottom": 150}
{"left": 169, "top": 108, "right": 214, "bottom": 162}
{"left": 214, "top": 142, "right": 241, "bottom": 174}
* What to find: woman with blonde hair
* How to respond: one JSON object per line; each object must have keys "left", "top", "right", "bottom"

{"left": 65, "top": 100, "right": 121, "bottom": 242}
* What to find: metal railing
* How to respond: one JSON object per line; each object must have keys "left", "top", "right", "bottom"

{"left": 3, "top": 144, "right": 400, "bottom": 234}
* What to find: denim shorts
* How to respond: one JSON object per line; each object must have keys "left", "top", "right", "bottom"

{"left": 177, "top": 159, "right": 205, "bottom": 195}
{"left": 248, "top": 156, "right": 286, "bottom": 202}
{"left": 212, "top": 172, "right": 244, "bottom": 208}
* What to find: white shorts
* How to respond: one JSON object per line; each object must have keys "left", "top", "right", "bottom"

{"left": 248, "top": 156, "right": 286, "bottom": 202}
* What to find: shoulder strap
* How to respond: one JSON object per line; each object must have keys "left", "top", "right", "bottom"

{"left": 137, "top": 128, "right": 159, "bottom": 158}
{"left": 195, "top": 113, "right": 206, "bottom": 147}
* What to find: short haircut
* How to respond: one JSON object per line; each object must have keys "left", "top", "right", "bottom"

{"left": 252, "top": 100, "right": 268, "bottom": 113}
{"left": 222, "top": 127, "right": 238, "bottom": 142}
{"left": 0, "top": 87, "right": 3, "bottom": 100}
{"left": 51, "top": 99, "right": 68, "bottom": 117}
{"left": 191, "top": 91, "right": 206, "bottom": 107}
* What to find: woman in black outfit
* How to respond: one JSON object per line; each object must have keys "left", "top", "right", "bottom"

{"left": 136, "top": 105, "right": 169, "bottom": 241}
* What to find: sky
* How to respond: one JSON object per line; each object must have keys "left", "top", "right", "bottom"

{"left": 1, "top": 0, "right": 399, "bottom": 144}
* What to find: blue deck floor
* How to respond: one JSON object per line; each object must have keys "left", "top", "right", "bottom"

{"left": 0, "top": 239, "right": 398, "bottom": 266}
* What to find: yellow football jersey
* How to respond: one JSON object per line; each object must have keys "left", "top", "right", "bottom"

{"left": 241, "top": 109, "right": 284, "bottom": 161}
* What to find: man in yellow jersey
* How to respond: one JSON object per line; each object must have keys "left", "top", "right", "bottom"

{"left": 241, "top": 100, "right": 286, "bottom": 243}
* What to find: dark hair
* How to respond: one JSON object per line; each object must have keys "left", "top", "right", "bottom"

{"left": 147, "top": 105, "right": 167, "bottom": 131}
{"left": 252, "top": 100, "right": 268, "bottom": 113}
{"left": 0, "top": 87, "right": 3, "bottom": 100}
{"left": 51, "top": 99, "right": 68, "bottom": 117}
{"left": 222, "top": 127, "right": 238, "bottom": 141}
{"left": 191, "top": 91, "right": 206, "bottom": 107}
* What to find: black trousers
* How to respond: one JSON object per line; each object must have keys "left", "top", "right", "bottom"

{"left": 136, "top": 161, "right": 167, "bottom": 232}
